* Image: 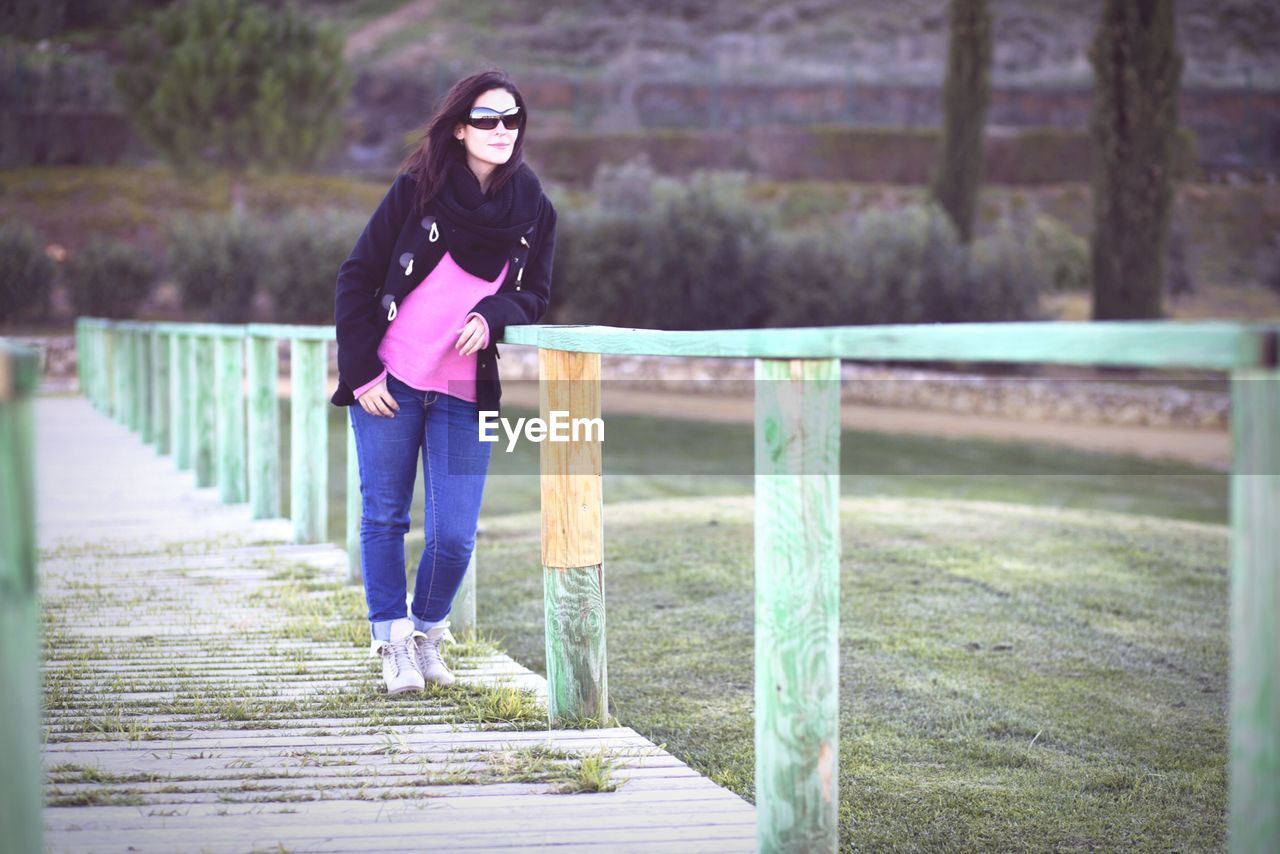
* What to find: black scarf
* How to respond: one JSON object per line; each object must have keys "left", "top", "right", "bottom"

{"left": 433, "top": 158, "right": 545, "bottom": 282}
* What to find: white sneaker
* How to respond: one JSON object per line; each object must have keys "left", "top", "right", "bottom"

{"left": 412, "top": 621, "right": 457, "bottom": 686}
{"left": 371, "top": 618, "right": 425, "bottom": 696}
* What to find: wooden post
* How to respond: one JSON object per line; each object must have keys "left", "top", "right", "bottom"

{"left": 247, "top": 332, "right": 281, "bottom": 519}
{"left": 290, "top": 338, "right": 327, "bottom": 543}
{"left": 214, "top": 330, "right": 247, "bottom": 504}
{"left": 112, "top": 324, "right": 130, "bottom": 425}
{"left": 1229, "top": 366, "right": 1280, "bottom": 853}
{"left": 754, "top": 357, "right": 841, "bottom": 854}
{"left": 135, "top": 323, "right": 153, "bottom": 444}
{"left": 151, "top": 328, "right": 170, "bottom": 455}
{"left": 539, "top": 348, "right": 606, "bottom": 726}
{"left": 171, "top": 332, "right": 192, "bottom": 471}
{"left": 346, "top": 422, "right": 361, "bottom": 582}
{"left": 192, "top": 333, "right": 216, "bottom": 488}
{"left": 126, "top": 326, "right": 142, "bottom": 433}
{"left": 74, "top": 318, "right": 84, "bottom": 396}
{"left": 109, "top": 323, "right": 124, "bottom": 420}
{"left": 0, "top": 341, "right": 42, "bottom": 854}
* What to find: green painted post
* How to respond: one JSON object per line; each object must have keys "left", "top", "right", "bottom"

{"left": 78, "top": 320, "right": 92, "bottom": 406}
{"left": 74, "top": 318, "right": 84, "bottom": 395}
{"left": 290, "top": 338, "right": 327, "bottom": 543}
{"left": 126, "top": 327, "right": 141, "bottom": 432}
{"left": 0, "top": 340, "right": 42, "bottom": 854}
{"left": 1229, "top": 365, "right": 1280, "bottom": 853}
{"left": 151, "top": 328, "right": 170, "bottom": 455}
{"left": 192, "top": 333, "right": 216, "bottom": 488}
{"left": 172, "top": 332, "right": 192, "bottom": 471}
{"left": 136, "top": 324, "right": 153, "bottom": 444}
{"left": 214, "top": 331, "right": 247, "bottom": 503}
{"left": 247, "top": 333, "right": 281, "bottom": 519}
{"left": 754, "top": 357, "right": 841, "bottom": 854}
{"left": 346, "top": 422, "right": 361, "bottom": 582}
{"left": 76, "top": 320, "right": 92, "bottom": 407}
{"left": 453, "top": 551, "right": 477, "bottom": 638}
{"left": 112, "top": 324, "right": 129, "bottom": 425}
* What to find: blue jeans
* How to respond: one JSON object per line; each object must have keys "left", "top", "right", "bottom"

{"left": 349, "top": 375, "right": 491, "bottom": 641}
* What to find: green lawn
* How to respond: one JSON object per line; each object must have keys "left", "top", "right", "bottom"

{"left": 301, "top": 403, "right": 1227, "bottom": 549}
{"left": 278, "top": 394, "right": 1230, "bottom": 848}
{"left": 474, "top": 495, "right": 1229, "bottom": 851}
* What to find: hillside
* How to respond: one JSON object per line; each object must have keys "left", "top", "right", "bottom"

{"left": 349, "top": 0, "right": 1280, "bottom": 88}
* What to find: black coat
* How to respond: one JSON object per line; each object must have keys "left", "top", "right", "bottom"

{"left": 330, "top": 168, "right": 557, "bottom": 415}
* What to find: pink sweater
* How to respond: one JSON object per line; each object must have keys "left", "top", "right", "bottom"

{"left": 353, "top": 251, "right": 509, "bottom": 403}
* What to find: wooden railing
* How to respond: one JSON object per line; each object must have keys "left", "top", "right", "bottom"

{"left": 1, "top": 337, "right": 42, "bottom": 854}
{"left": 73, "top": 317, "right": 1278, "bottom": 853}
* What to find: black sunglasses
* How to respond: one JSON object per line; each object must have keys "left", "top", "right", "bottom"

{"left": 467, "top": 106, "right": 522, "bottom": 131}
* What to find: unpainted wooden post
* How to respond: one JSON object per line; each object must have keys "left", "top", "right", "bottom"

{"left": 1229, "top": 365, "right": 1280, "bottom": 853}
{"left": 247, "top": 332, "right": 281, "bottom": 519}
{"left": 754, "top": 357, "right": 841, "bottom": 854}
{"left": 151, "top": 328, "right": 170, "bottom": 455}
{"left": 0, "top": 341, "right": 42, "bottom": 854}
{"left": 214, "top": 330, "right": 247, "bottom": 504}
{"left": 290, "top": 338, "right": 327, "bottom": 543}
{"left": 346, "top": 422, "right": 361, "bottom": 582}
{"left": 192, "top": 333, "right": 216, "bottom": 488}
{"left": 539, "top": 347, "right": 607, "bottom": 726}
{"left": 171, "top": 332, "right": 192, "bottom": 471}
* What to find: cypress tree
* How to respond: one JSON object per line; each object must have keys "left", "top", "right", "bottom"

{"left": 1088, "top": 0, "right": 1183, "bottom": 319}
{"left": 929, "top": 0, "right": 992, "bottom": 244}
{"left": 114, "top": 0, "right": 350, "bottom": 217}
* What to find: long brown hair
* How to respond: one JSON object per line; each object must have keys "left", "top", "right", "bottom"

{"left": 397, "top": 69, "right": 529, "bottom": 217}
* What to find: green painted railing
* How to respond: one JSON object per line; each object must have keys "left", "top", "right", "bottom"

{"left": 72, "top": 317, "right": 1277, "bottom": 853}
{"left": 1, "top": 338, "right": 42, "bottom": 854}
{"left": 501, "top": 319, "right": 1278, "bottom": 854}
{"left": 74, "top": 319, "right": 484, "bottom": 636}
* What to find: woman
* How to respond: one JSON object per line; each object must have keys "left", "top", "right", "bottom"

{"left": 332, "top": 69, "right": 557, "bottom": 695}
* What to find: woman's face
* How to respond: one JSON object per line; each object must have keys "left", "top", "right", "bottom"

{"left": 455, "top": 87, "right": 519, "bottom": 175}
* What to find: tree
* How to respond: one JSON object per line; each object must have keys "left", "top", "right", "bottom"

{"left": 929, "top": 0, "right": 992, "bottom": 244}
{"left": 1088, "top": 0, "right": 1183, "bottom": 320}
{"left": 115, "top": 0, "right": 350, "bottom": 217}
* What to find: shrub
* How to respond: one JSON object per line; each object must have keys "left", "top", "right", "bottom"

{"left": 590, "top": 154, "right": 660, "bottom": 214}
{"left": 1028, "top": 214, "right": 1089, "bottom": 292}
{"left": 964, "top": 226, "right": 1050, "bottom": 322}
{"left": 63, "top": 237, "right": 156, "bottom": 319}
{"left": 0, "top": 220, "right": 54, "bottom": 324}
{"left": 166, "top": 213, "right": 265, "bottom": 322}
{"left": 764, "top": 226, "right": 867, "bottom": 327}
{"left": 771, "top": 203, "right": 1047, "bottom": 327}
{"left": 1258, "top": 233, "right": 1280, "bottom": 295}
{"left": 845, "top": 202, "right": 967, "bottom": 324}
{"left": 556, "top": 171, "right": 775, "bottom": 330}
{"left": 260, "top": 208, "right": 367, "bottom": 324}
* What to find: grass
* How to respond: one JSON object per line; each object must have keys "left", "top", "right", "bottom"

{"left": 304, "top": 400, "right": 1229, "bottom": 581}
{"left": 473, "top": 493, "right": 1229, "bottom": 850}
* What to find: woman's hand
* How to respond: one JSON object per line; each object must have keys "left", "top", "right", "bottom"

{"left": 357, "top": 378, "right": 400, "bottom": 418}
{"left": 454, "top": 315, "right": 487, "bottom": 356}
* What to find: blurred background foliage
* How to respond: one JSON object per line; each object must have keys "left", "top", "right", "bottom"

{"left": 0, "top": 0, "right": 1275, "bottom": 330}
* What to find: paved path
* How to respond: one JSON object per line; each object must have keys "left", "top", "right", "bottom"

{"left": 35, "top": 395, "right": 756, "bottom": 852}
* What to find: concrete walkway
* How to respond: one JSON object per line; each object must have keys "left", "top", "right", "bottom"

{"left": 36, "top": 395, "right": 756, "bottom": 852}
